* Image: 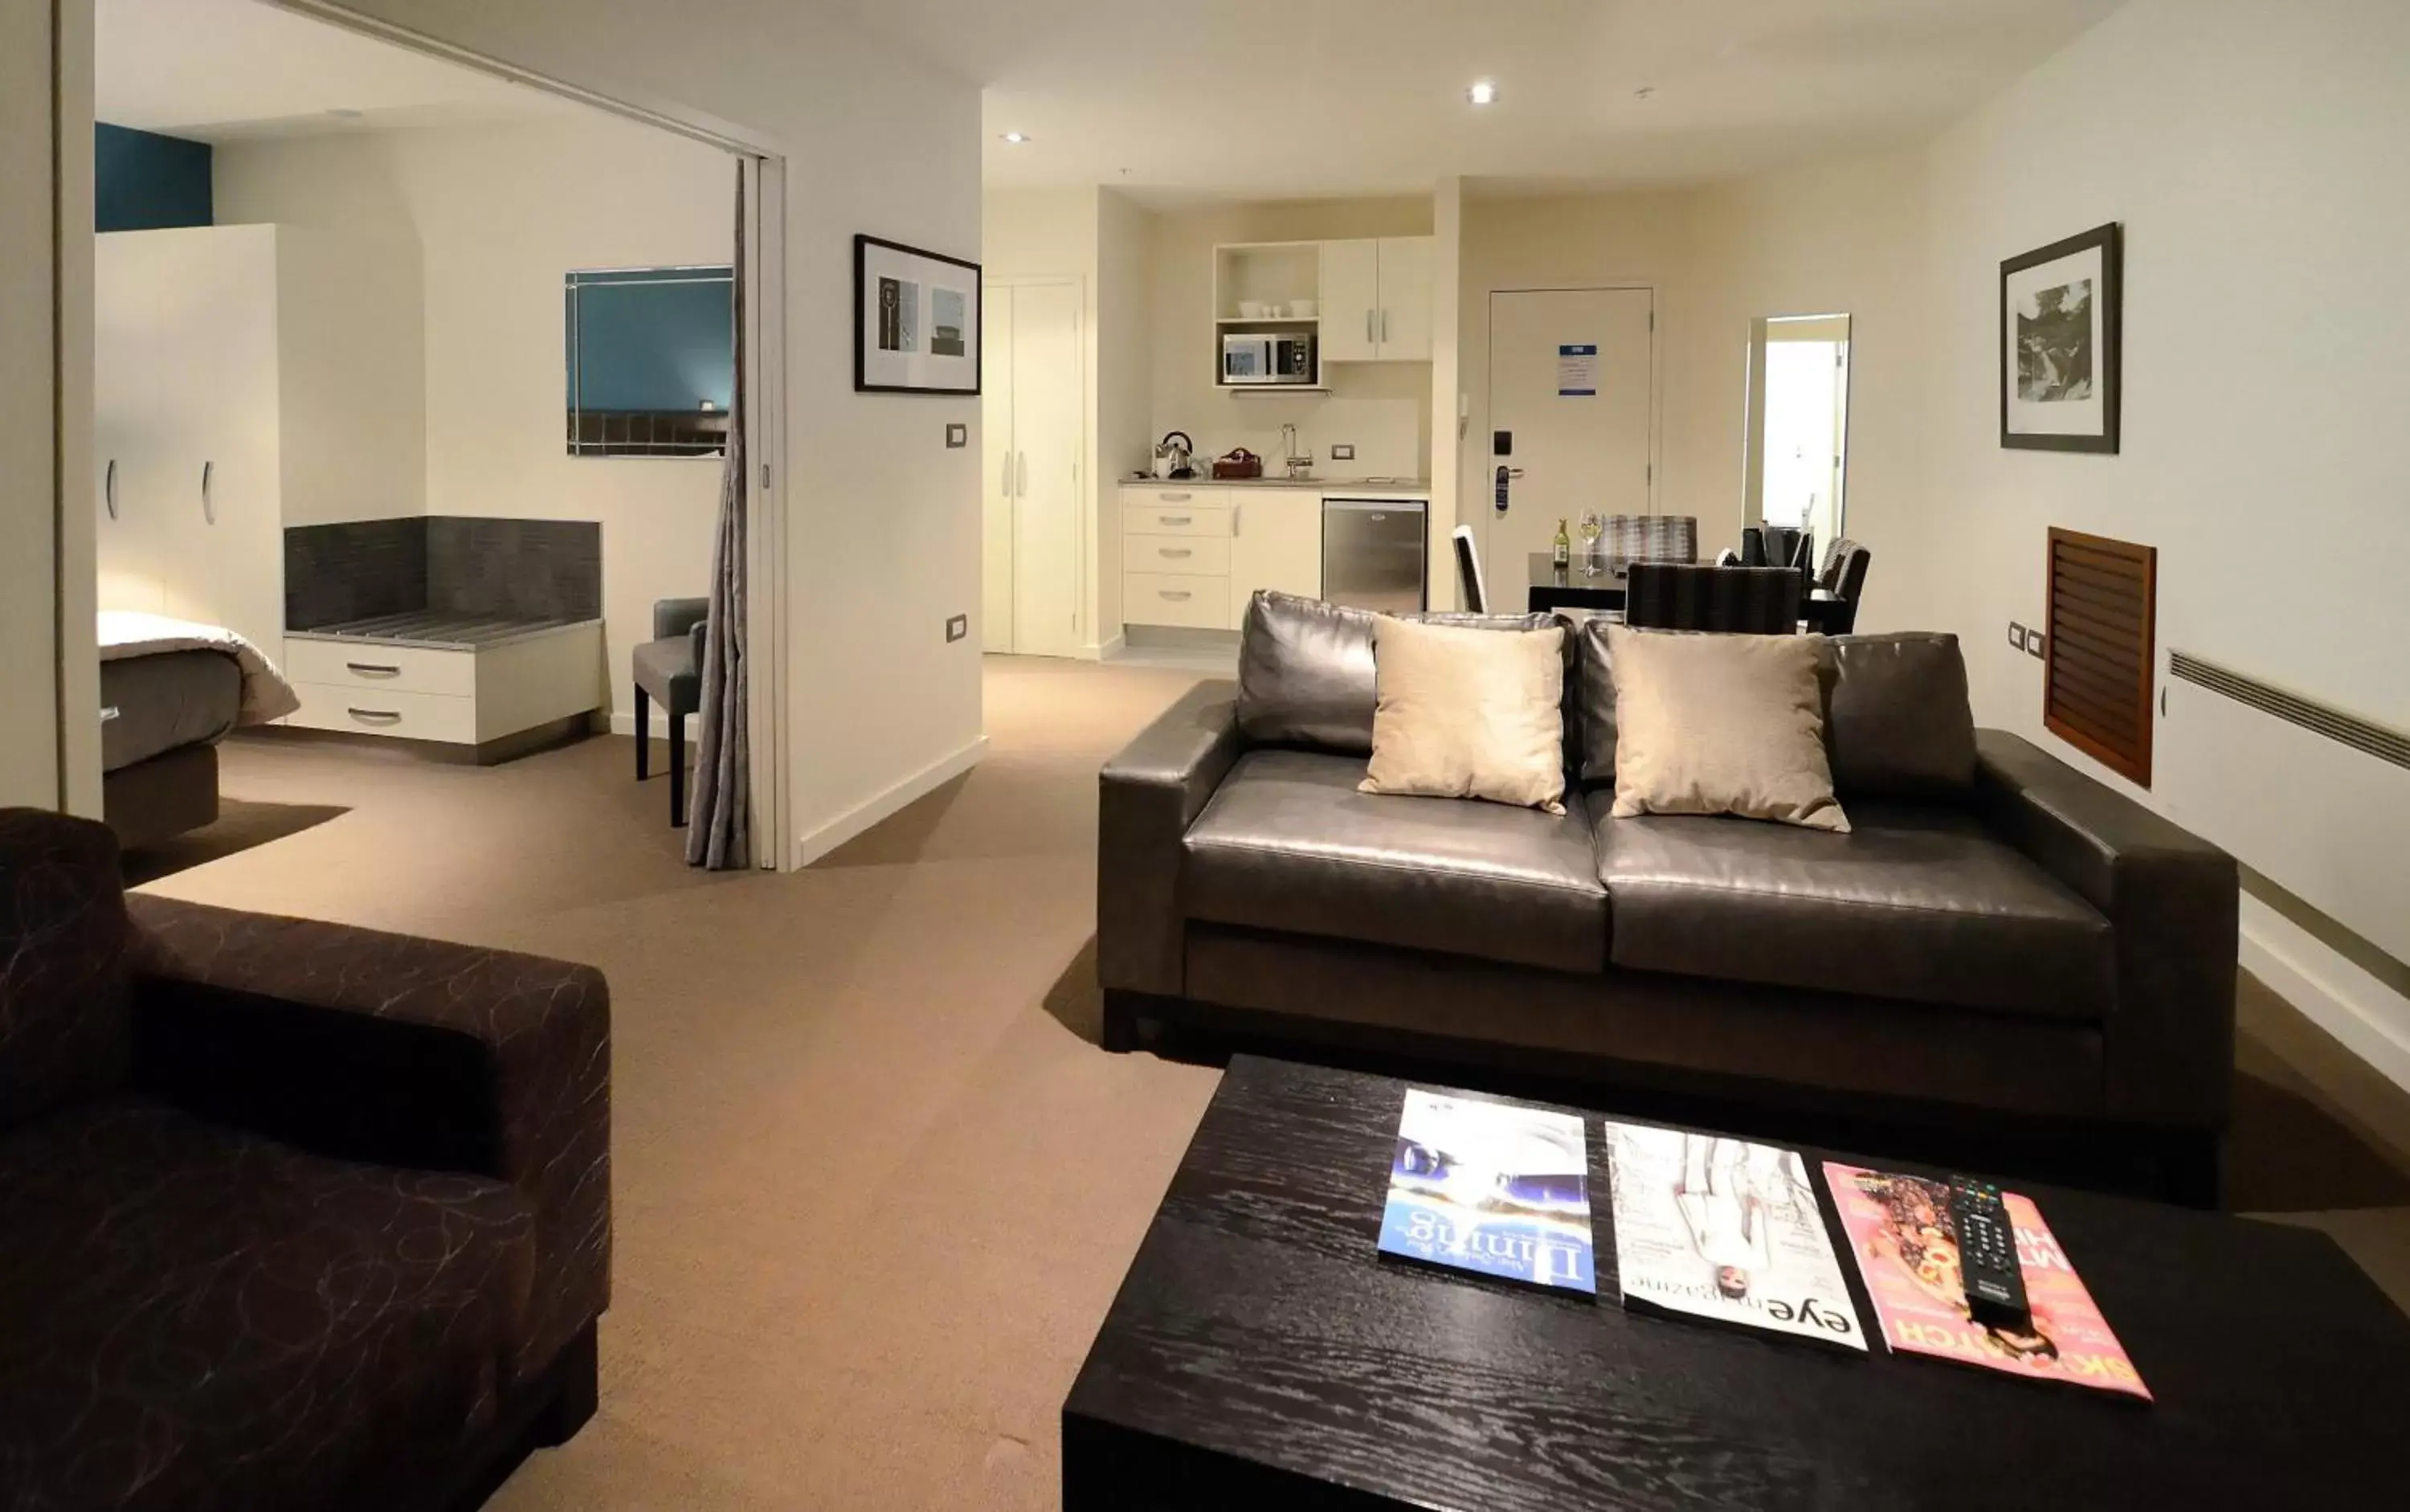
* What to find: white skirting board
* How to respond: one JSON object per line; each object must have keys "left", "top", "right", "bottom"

{"left": 2241, "top": 892, "right": 2410, "bottom": 1096}
{"left": 791, "top": 735, "right": 988, "bottom": 868}
{"left": 1087, "top": 634, "right": 1126, "bottom": 663}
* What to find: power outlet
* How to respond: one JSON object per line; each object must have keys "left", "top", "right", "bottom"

{"left": 946, "top": 614, "right": 968, "bottom": 643}
{"left": 2026, "top": 630, "right": 2046, "bottom": 660}
{"left": 2008, "top": 622, "right": 2028, "bottom": 652}
{"left": 1330, "top": 443, "right": 1356, "bottom": 460}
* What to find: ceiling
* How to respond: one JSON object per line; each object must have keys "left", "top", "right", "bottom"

{"left": 96, "top": 0, "right": 573, "bottom": 142}
{"left": 831, "top": 0, "right": 2126, "bottom": 203}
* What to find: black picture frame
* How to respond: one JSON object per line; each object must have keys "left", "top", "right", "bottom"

{"left": 1999, "top": 222, "right": 2120, "bottom": 453}
{"left": 853, "top": 233, "right": 982, "bottom": 395}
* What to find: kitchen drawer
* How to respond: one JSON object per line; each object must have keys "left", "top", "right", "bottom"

{"left": 1123, "top": 533, "right": 1232, "bottom": 575}
{"left": 1121, "top": 495, "right": 1232, "bottom": 538}
{"left": 288, "top": 681, "right": 478, "bottom": 744}
{"left": 1124, "top": 571, "right": 1232, "bottom": 630}
{"left": 284, "top": 638, "right": 477, "bottom": 698}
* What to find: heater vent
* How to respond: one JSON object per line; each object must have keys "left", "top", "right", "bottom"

{"left": 2168, "top": 651, "right": 2410, "bottom": 772}
{"left": 2044, "top": 528, "right": 2156, "bottom": 786}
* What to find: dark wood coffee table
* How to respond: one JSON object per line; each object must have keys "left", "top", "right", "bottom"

{"left": 1064, "top": 1056, "right": 2410, "bottom": 1510}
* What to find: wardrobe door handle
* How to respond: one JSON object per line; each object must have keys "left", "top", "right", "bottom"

{"left": 1381, "top": 309, "right": 1391, "bottom": 344}
{"left": 1232, "top": 503, "right": 1242, "bottom": 537}
{"left": 1366, "top": 309, "right": 1375, "bottom": 345}
{"left": 200, "top": 461, "right": 215, "bottom": 525}
{"left": 104, "top": 459, "right": 118, "bottom": 521}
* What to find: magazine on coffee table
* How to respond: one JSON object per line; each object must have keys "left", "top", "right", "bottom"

{"left": 1824, "top": 1164, "right": 2151, "bottom": 1400}
{"left": 1602, "top": 1124, "right": 1867, "bottom": 1349}
{"left": 1377, "top": 1090, "right": 1596, "bottom": 1295}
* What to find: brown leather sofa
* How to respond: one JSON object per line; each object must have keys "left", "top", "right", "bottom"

{"left": 1099, "top": 593, "right": 2237, "bottom": 1199}
{"left": 0, "top": 808, "right": 610, "bottom": 1511}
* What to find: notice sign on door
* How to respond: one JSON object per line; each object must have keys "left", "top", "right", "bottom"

{"left": 1557, "top": 344, "right": 1599, "bottom": 397}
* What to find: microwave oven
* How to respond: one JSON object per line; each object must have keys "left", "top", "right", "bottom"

{"left": 1222, "top": 332, "right": 1315, "bottom": 385}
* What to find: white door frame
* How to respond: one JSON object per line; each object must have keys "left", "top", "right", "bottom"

{"left": 26, "top": 1, "right": 807, "bottom": 868}
{"left": 984, "top": 274, "right": 1088, "bottom": 656}
{"left": 1478, "top": 284, "right": 1662, "bottom": 572}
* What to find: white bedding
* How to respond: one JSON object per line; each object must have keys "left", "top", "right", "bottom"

{"left": 97, "top": 611, "right": 303, "bottom": 725}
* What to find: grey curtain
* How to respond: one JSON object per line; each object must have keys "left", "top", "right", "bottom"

{"left": 686, "top": 165, "right": 750, "bottom": 868}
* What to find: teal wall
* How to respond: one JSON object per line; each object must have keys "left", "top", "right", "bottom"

{"left": 96, "top": 122, "right": 212, "bottom": 232}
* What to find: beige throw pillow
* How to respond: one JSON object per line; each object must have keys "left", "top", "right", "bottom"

{"left": 1361, "top": 618, "right": 1567, "bottom": 814}
{"left": 1607, "top": 625, "right": 1850, "bottom": 832}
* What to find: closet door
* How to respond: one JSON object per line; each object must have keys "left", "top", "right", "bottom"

{"left": 164, "top": 228, "right": 283, "bottom": 656}
{"left": 1005, "top": 282, "right": 1085, "bottom": 659}
{"left": 980, "top": 288, "right": 1015, "bottom": 652}
{"left": 94, "top": 233, "right": 172, "bottom": 617}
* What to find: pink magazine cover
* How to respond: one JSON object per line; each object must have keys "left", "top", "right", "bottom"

{"left": 1822, "top": 1164, "right": 2151, "bottom": 1401}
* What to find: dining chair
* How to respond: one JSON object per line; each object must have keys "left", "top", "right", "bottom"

{"left": 1451, "top": 525, "right": 1487, "bottom": 613}
{"left": 1740, "top": 526, "right": 1768, "bottom": 566}
{"left": 1623, "top": 563, "right": 1803, "bottom": 633}
{"left": 1598, "top": 514, "right": 1698, "bottom": 562}
{"left": 1816, "top": 538, "right": 1872, "bottom": 633}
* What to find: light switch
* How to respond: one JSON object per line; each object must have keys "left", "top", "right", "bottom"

{"left": 2008, "top": 622, "right": 2028, "bottom": 652}
{"left": 1330, "top": 443, "right": 1355, "bottom": 460}
{"left": 945, "top": 423, "right": 968, "bottom": 448}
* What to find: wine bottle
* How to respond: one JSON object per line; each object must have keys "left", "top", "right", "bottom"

{"left": 1552, "top": 518, "right": 1571, "bottom": 567}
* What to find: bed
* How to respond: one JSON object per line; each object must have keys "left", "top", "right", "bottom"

{"left": 98, "top": 611, "right": 300, "bottom": 850}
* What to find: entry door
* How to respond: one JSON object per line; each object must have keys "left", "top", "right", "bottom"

{"left": 1003, "top": 281, "right": 1084, "bottom": 658}
{"left": 1484, "top": 289, "right": 1654, "bottom": 575}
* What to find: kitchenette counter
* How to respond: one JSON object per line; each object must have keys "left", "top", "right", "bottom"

{"left": 1125, "top": 475, "right": 1429, "bottom": 493}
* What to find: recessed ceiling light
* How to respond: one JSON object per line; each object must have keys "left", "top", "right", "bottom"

{"left": 999, "top": 131, "right": 1031, "bottom": 144}
{"left": 1467, "top": 80, "right": 1497, "bottom": 106}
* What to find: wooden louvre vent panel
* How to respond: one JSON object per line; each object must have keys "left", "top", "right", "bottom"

{"left": 2044, "top": 527, "right": 2156, "bottom": 786}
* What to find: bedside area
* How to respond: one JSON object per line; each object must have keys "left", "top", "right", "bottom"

{"left": 281, "top": 517, "right": 607, "bottom": 762}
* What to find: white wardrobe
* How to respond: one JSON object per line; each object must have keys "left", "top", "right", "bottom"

{"left": 96, "top": 224, "right": 424, "bottom": 659}
{"left": 979, "top": 279, "right": 1085, "bottom": 657}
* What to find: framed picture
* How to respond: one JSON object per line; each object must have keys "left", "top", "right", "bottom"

{"left": 854, "top": 234, "right": 981, "bottom": 394}
{"left": 1999, "top": 222, "right": 2120, "bottom": 452}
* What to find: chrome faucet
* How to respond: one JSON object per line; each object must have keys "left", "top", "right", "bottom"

{"left": 1281, "top": 423, "right": 1313, "bottom": 480}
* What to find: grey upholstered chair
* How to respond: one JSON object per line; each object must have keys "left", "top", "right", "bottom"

{"left": 1597, "top": 514, "right": 1697, "bottom": 562}
{"left": 1624, "top": 563, "right": 1803, "bottom": 634}
{"left": 633, "top": 597, "right": 706, "bottom": 827}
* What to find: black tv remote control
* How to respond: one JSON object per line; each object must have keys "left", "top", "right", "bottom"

{"left": 1948, "top": 1177, "right": 2031, "bottom": 1332}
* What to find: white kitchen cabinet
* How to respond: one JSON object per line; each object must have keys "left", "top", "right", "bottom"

{"left": 1317, "top": 239, "right": 1382, "bottom": 363}
{"left": 95, "top": 224, "right": 423, "bottom": 660}
{"left": 1318, "top": 237, "right": 1434, "bottom": 364}
{"left": 1227, "top": 494, "right": 1326, "bottom": 623}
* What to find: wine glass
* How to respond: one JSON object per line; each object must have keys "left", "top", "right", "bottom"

{"left": 1576, "top": 512, "right": 1605, "bottom": 574}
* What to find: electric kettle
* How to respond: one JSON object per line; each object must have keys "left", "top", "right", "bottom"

{"left": 1153, "top": 431, "right": 1196, "bottom": 480}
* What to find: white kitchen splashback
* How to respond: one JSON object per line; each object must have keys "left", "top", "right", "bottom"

{"left": 1183, "top": 388, "right": 1428, "bottom": 480}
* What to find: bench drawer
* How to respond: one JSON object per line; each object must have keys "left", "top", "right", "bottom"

{"left": 1121, "top": 498, "right": 1232, "bottom": 538}
{"left": 283, "top": 639, "right": 477, "bottom": 698}
{"left": 288, "top": 681, "right": 478, "bottom": 744}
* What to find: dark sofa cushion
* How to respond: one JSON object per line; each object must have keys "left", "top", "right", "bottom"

{"left": 1593, "top": 802, "right": 2114, "bottom": 1020}
{"left": 0, "top": 809, "right": 130, "bottom": 1134}
{"left": 1236, "top": 590, "right": 1561, "bottom": 756}
{"left": 1183, "top": 748, "right": 1607, "bottom": 974}
{"left": 1819, "top": 632, "right": 1979, "bottom": 800}
{"left": 0, "top": 1095, "right": 534, "bottom": 1511}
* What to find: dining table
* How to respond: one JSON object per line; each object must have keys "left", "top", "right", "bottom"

{"left": 1524, "top": 553, "right": 1852, "bottom": 631}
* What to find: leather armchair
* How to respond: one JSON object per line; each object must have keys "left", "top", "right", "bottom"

{"left": 0, "top": 808, "right": 611, "bottom": 1510}
{"left": 1097, "top": 680, "right": 1245, "bottom": 1014}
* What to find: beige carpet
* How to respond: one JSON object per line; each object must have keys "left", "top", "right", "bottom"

{"left": 134, "top": 656, "right": 2410, "bottom": 1508}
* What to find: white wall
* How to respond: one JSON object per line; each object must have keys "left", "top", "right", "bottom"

{"left": 1916, "top": 0, "right": 2410, "bottom": 1072}
{"left": 216, "top": 116, "right": 733, "bottom": 727}
{"left": 2, "top": 0, "right": 61, "bottom": 809}
{"left": 335, "top": 0, "right": 985, "bottom": 867}
{"left": 1150, "top": 197, "right": 1434, "bottom": 482}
